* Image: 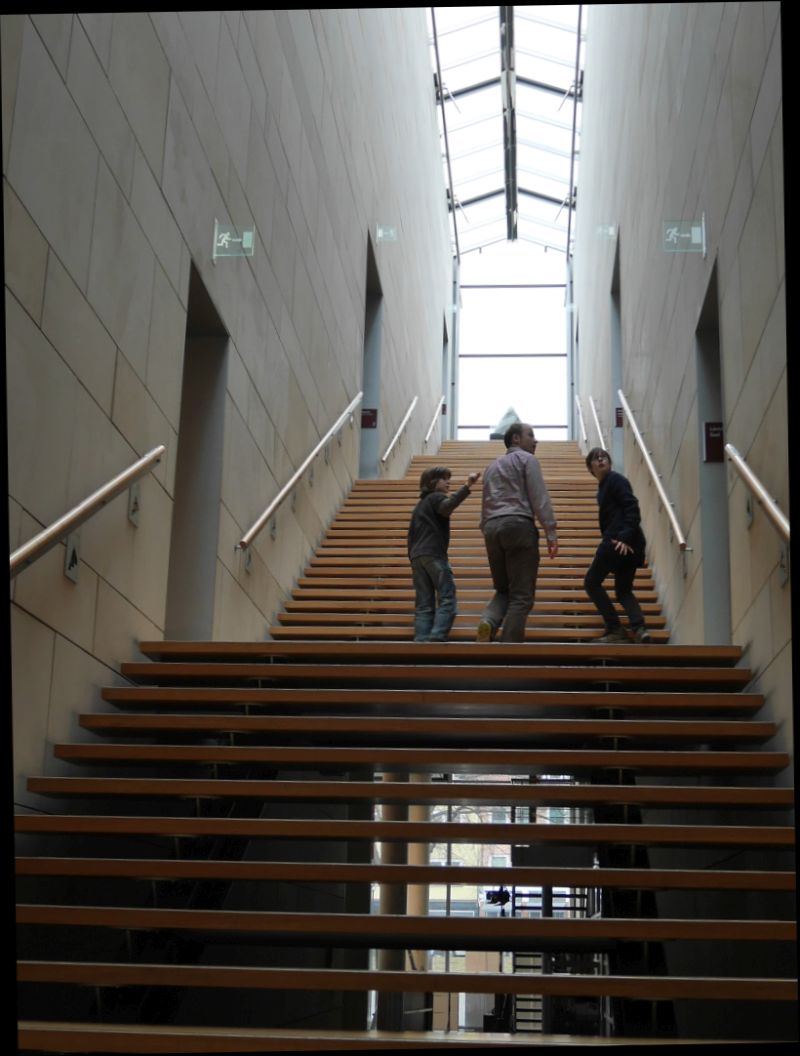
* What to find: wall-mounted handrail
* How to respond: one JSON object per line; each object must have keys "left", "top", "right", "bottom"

{"left": 588, "top": 395, "right": 606, "bottom": 449}
{"left": 382, "top": 395, "right": 418, "bottom": 464}
{"left": 424, "top": 396, "right": 446, "bottom": 447}
{"left": 10, "top": 445, "right": 166, "bottom": 578}
{"left": 725, "top": 443, "right": 790, "bottom": 543}
{"left": 574, "top": 394, "right": 588, "bottom": 445}
{"left": 617, "top": 389, "right": 690, "bottom": 552}
{"left": 238, "top": 391, "right": 363, "bottom": 551}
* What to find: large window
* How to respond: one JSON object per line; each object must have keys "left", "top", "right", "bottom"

{"left": 457, "top": 240, "right": 568, "bottom": 438}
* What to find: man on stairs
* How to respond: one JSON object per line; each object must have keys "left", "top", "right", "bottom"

{"left": 584, "top": 446, "right": 652, "bottom": 643}
{"left": 476, "top": 422, "right": 559, "bottom": 642}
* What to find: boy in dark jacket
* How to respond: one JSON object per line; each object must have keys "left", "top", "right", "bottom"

{"left": 407, "top": 465, "right": 479, "bottom": 641}
{"left": 584, "top": 447, "right": 651, "bottom": 643}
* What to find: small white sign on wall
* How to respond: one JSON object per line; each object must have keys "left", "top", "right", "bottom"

{"left": 213, "top": 220, "right": 256, "bottom": 261}
{"left": 662, "top": 215, "right": 706, "bottom": 256}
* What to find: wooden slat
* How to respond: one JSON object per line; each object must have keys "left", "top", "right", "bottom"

{"left": 17, "top": 961, "right": 798, "bottom": 1001}
{"left": 134, "top": 640, "right": 743, "bottom": 665}
{"left": 301, "top": 580, "right": 662, "bottom": 595}
{"left": 100, "top": 686, "right": 766, "bottom": 714}
{"left": 118, "top": 662, "right": 755, "bottom": 691}
{"left": 50, "top": 742, "right": 790, "bottom": 774}
{"left": 277, "top": 611, "right": 667, "bottom": 626}
{"left": 265, "top": 626, "right": 672, "bottom": 643}
{"left": 16, "top": 1021, "right": 588, "bottom": 1052}
{"left": 286, "top": 590, "right": 654, "bottom": 605}
{"left": 15, "top": 814, "right": 796, "bottom": 847}
{"left": 282, "top": 604, "right": 671, "bottom": 616}
{"left": 78, "top": 713, "right": 777, "bottom": 742}
{"left": 23, "top": 776, "right": 796, "bottom": 808}
{"left": 16, "top": 858, "right": 796, "bottom": 891}
{"left": 17, "top": 905, "right": 795, "bottom": 945}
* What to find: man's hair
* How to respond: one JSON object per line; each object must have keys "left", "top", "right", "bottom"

{"left": 419, "top": 466, "right": 451, "bottom": 496}
{"left": 504, "top": 422, "right": 528, "bottom": 448}
{"left": 585, "top": 447, "right": 612, "bottom": 472}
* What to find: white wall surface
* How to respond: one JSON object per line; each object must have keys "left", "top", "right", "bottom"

{"left": 4, "top": 10, "right": 452, "bottom": 801}
{"left": 572, "top": 2, "right": 789, "bottom": 760}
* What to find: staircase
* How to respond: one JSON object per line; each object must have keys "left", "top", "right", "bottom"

{"left": 15, "top": 440, "right": 797, "bottom": 1050}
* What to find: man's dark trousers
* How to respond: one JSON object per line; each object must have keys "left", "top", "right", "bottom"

{"left": 481, "top": 516, "right": 540, "bottom": 642}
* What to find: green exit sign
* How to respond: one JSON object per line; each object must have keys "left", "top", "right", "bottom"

{"left": 213, "top": 220, "right": 255, "bottom": 260}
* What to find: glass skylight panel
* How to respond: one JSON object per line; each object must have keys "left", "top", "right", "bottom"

{"left": 515, "top": 5, "right": 579, "bottom": 84}
{"left": 517, "top": 118, "right": 573, "bottom": 161}
{"left": 431, "top": 5, "right": 581, "bottom": 256}
{"left": 453, "top": 203, "right": 504, "bottom": 242}
{"left": 439, "top": 51, "right": 501, "bottom": 95}
{"left": 444, "top": 81, "right": 502, "bottom": 128}
{"left": 516, "top": 81, "right": 574, "bottom": 125}
{"left": 517, "top": 140, "right": 571, "bottom": 179}
{"left": 518, "top": 191, "right": 570, "bottom": 224}
{"left": 457, "top": 174, "right": 504, "bottom": 204}
{"left": 460, "top": 228, "right": 504, "bottom": 256}
{"left": 432, "top": 6, "right": 498, "bottom": 36}
{"left": 517, "top": 169, "right": 570, "bottom": 204}
{"left": 450, "top": 144, "right": 503, "bottom": 191}
{"left": 457, "top": 192, "right": 507, "bottom": 227}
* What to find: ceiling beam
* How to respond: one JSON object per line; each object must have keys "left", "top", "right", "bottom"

{"left": 499, "top": 6, "right": 517, "bottom": 241}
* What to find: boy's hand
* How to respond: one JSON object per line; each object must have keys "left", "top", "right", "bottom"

{"left": 467, "top": 471, "right": 480, "bottom": 486}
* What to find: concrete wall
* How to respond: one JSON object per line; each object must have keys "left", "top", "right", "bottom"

{"left": 572, "top": 3, "right": 790, "bottom": 759}
{"left": 572, "top": 4, "right": 791, "bottom": 1038}
{"left": 4, "top": 11, "right": 452, "bottom": 803}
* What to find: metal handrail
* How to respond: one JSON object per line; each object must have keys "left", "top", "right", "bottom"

{"left": 725, "top": 443, "right": 790, "bottom": 543}
{"left": 10, "top": 445, "right": 166, "bottom": 578}
{"left": 381, "top": 395, "right": 418, "bottom": 464}
{"left": 424, "top": 396, "right": 446, "bottom": 446}
{"left": 574, "top": 394, "right": 588, "bottom": 445}
{"left": 588, "top": 395, "right": 606, "bottom": 448}
{"left": 238, "top": 391, "right": 363, "bottom": 550}
{"left": 617, "top": 389, "right": 690, "bottom": 551}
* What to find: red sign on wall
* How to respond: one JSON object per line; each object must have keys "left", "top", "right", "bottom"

{"left": 703, "top": 421, "right": 724, "bottom": 462}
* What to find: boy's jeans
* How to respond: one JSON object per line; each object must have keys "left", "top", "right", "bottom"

{"left": 411, "top": 555, "right": 457, "bottom": 640}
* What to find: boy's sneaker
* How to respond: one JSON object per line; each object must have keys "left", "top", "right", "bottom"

{"left": 476, "top": 619, "right": 496, "bottom": 643}
{"left": 634, "top": 626, "right": 652, "bottom": 643}
{"left": 595, "top": 625, "right": 629, "bottom": 644}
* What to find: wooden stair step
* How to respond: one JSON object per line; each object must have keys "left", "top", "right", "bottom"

{"left": 23, "top": 776, "right": 796, "bottom": 808}
{"left": 288, "top": 587, "right": 652, "bottom": 601}
{"left": 277, "top": 611, "right": 667, "bottom": 626}
{"left": 15, "top": 815, "right": 796, "bottom": 847}
{"left": 16, "top": 961, "right": 798, "bottom": 1001}
{"left": 50, "top": 743, "right": 790, "bottom": 774}
{"left": 100, "top": 686, "right": 766, "bottom": 714}
{"left": 118, "top": 662, "right": 754, "bottom": 691}
{"left": 16, "top": 858, "right": 796, "bottom": 891}
{"left": 282, "top": 599, "right": 664, "bottom": 614}
{"left": 15, "top": 1021, "right": 581, "bottom": 1051}
{"left": 265, "top": 626, "right": 672, "bottom": 642}
{"left": 300, "top": 579, "right": 652, "bottom": 591}
{"left": 307, "top": 553, "right": 639, "bottom": 564}
{"left": 17, "top": 905, "right": 795, "bottom": 946}
{"left": 134, "top": 640, "right": 743, "bottom": 666}
{"left": 77, "top": 713, "right": 777, "bottom": 743}
{"left": 22, "top": 775, "right": 796, "bottom": 809}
